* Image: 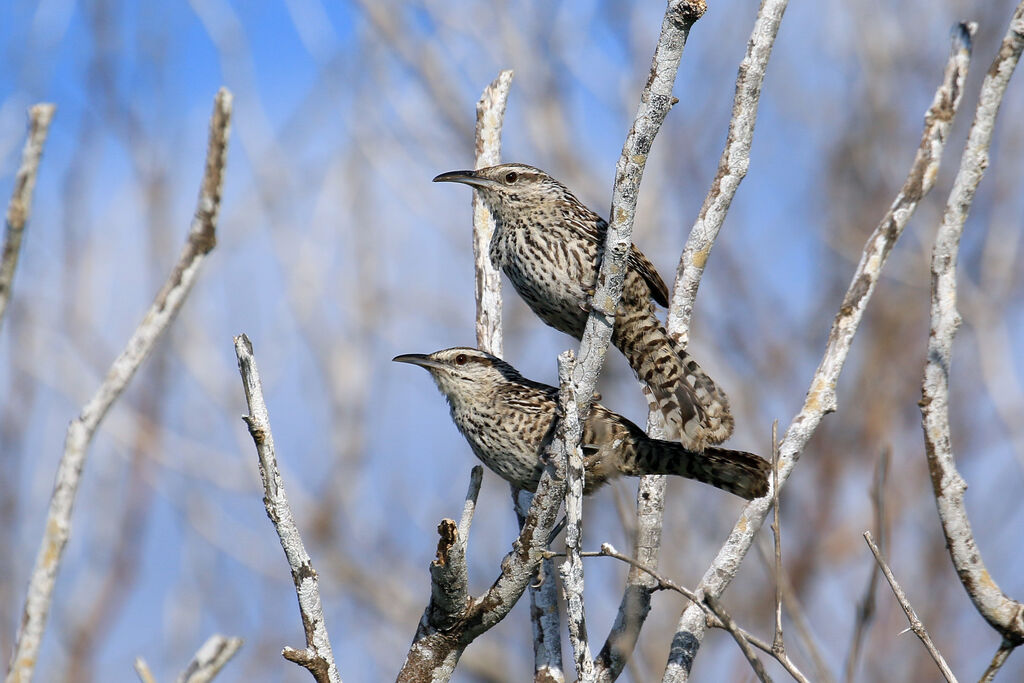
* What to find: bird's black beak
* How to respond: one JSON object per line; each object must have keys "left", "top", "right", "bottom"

{"left": 392, "top": 354, "right": 446, "bottom": 372}
{"left": 432, "top": 170, "right": 500, "bottom": 189}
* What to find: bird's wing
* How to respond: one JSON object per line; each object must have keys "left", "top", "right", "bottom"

{"left": 560, "top": 204, "right": 670, "bottom": 307}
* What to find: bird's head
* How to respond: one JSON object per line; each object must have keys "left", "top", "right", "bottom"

{"left": 433, "top": 163, "right": 573, "bottom": 218}
{"left": 393, "top": 347, "right": 521, "bottom": 404}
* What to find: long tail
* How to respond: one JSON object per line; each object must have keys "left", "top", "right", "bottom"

{"left": 618, "top": 439, "right": 770, "bottom": 500}
{"left": 613, "top": 307, "right": 733, "bottom": 449}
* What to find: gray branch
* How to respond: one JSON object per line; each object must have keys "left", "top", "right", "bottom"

{"left": 667, "top": 0, "right": 787, "bottom": 340}
{"left": 0, "top": 103, "right": 55, "bottom": 332}
{"left": 5, "top": 89, "right": 231, "bottom": 683}
{"left": 920, "top": 2, "right": 1024, "bottom": 649}
{"left": 234, "top": 335, "right": 341, "bottom": 683}
{"left": 662, "top": 23, "right": 974, "bottom": 682}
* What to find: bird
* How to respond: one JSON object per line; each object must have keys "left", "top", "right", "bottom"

{"left": 394, "top": 347, "right": 769, "bottom": 500}
{"left": 433, "top": 163, "right": 732, "bottom": 451}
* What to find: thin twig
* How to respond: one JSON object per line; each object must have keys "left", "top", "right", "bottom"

{"left": 920, "top": 4, "right": 1024, "bottom": 647}
{"left": 844, "top": 449, "right": 889, "bottom": 683}
{"left": 582, "top": 544, "right": 809, "bottom": 683}
{"left": 175, "top": 634, "right": 244, "bottom": 683}
{"left": 234, "top": 335, "right": 341, "bottom": 683}
{"left": 704, "top": 595, "right": 772, "bottom": 683}
{"left": 662, "top": 24, "right": 973, "bottom": 681}
{"left": 770, "top": 421, "right": 783, "bottom": 654}
{"left": 863, "top": 531, "right": 957, "bottom": 683}
{"left": 5, "top": 89, "right": 231, "bottom": 683}
{"left": 0, "top": 103, "right": 55, "bottom": 332}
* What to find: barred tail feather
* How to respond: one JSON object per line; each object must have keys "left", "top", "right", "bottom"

{"left": 621, "top": 441, "right": 770, "bottom": 500}
{"left": 668, "top": 336, "right": 734, "bottom": 445}
{"left": 613, "top": 316, "right": 706, "bottom": 449}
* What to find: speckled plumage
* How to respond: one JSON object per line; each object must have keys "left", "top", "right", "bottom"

{"left": 434, "top": 163, "right": 733, "bottom": 450}
{"left": 394, "top": 348, "right": 769, "bottom": 500}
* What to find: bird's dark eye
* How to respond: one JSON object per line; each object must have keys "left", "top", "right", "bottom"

{"left": 455, "top": 354, "right": 468, "bottom": 365}
{"left": 504, "top": 171, "right": 518, "bottom": 184}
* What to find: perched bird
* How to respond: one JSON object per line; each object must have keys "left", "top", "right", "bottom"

{"left": 433, "top": 163, "right": 732, "bottom": 451}
{"left": 394, "top": 347, "right": 769, "bottom": 500}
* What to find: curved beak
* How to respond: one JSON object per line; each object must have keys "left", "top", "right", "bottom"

{"left": 432, "top": 169, "right": 499, "bottom": 189}
{"left": 392, "top": 353, "right": 445, "bottom": 372}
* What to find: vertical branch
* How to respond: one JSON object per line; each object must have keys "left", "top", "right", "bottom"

{"left": 920, "top": 1, "right": 1024, "bottom": 647}
{"left": 556, "top": 351, "right": 594, "bottom": 682}
{"left": 5, "top": 89, "right": 231, "bottom": 683}
{"left": 473, "top": 68, "right": 565, "bottom": 681}
{"left": 234, "top": 335, "right": 341, "bottom": 683}
{"left": 0, "top": 103, "right": 56, "bottom": 331}
{"left": 663, "top": 24, "right": 973, "bottom": 682}
{"left": 473, "top": 69, "right": 512, "bottom": 359}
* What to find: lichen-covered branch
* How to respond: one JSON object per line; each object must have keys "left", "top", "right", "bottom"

{"left": 668, "top": 0, "right": 787, "bottom": 340}
{"left": 920, "top": 2, "right": 1024, "bottom": 648}
{"left": 555, "top": 350, "right": 594, "bottom": 682}
{"left": 662, "top": 24, "right": 973, "bottom": 681}
{"left": 569, "top": 0, "right": 705, "bottom": 404}
{"left": 5, "top": 89, "right": 231, "bottom": 683}
{"left": 234, "top": 335, "right": 341, "bottom": 683}
{"left": 0, "top": 103, "right": 55, "bottom": 332}
{"left": 473, "top": 69, "right": 512, "bottom": 359}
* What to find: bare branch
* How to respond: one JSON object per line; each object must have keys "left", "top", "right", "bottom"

{"left": 473, "top": 69, "right": 512, "bottom": 359}
{"left": 662, "top": 25, "right": 973, "bottom": 681}
{"left": 668, "top": 0, "right": 787, "bottom": 340}
{"left": 176, "top": 634, "right": 244, "bottom": 683}
{"left": 555, "top": 350, "right": 594, "bottom": 682}
{"left": 703, "top": 595, "right": 772, "bottom": 683}
{"left": 863, "top": 532, "right": 957, "bottom": 683}
{"left": 5, "top": 89, "right": 231, "bottom": 683}
{"left": 569, "top": 0, "right": 705, "bottom": 409}
{"left": 0, "top": 103, "right": 55, "bottom": 331}
{"left": 920, "top": 3, "right": 1024, "bottom": 647}
{"left": 234, "top": 334, "right": 341, "bottom": 683}
{"left": 397, "top": 451, "right": 566, "bottom": 681}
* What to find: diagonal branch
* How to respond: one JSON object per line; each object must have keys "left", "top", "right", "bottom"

{"left": 5, "top": 89, "right": 231, "bottom": 683}
{"left": 920, "top": 0, "right": 1024, "bottom": 649}
{"left": 662, "top": 23, "right": 974, "bottom": 681}
{"left": 234, "top": 335, "right": 341, "bottom": 683}
{"left": 668, "top": 0, "right": 788, "bottom": 340}
{"left": 0, "top": 103, "right": 55, "bottom": 332}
